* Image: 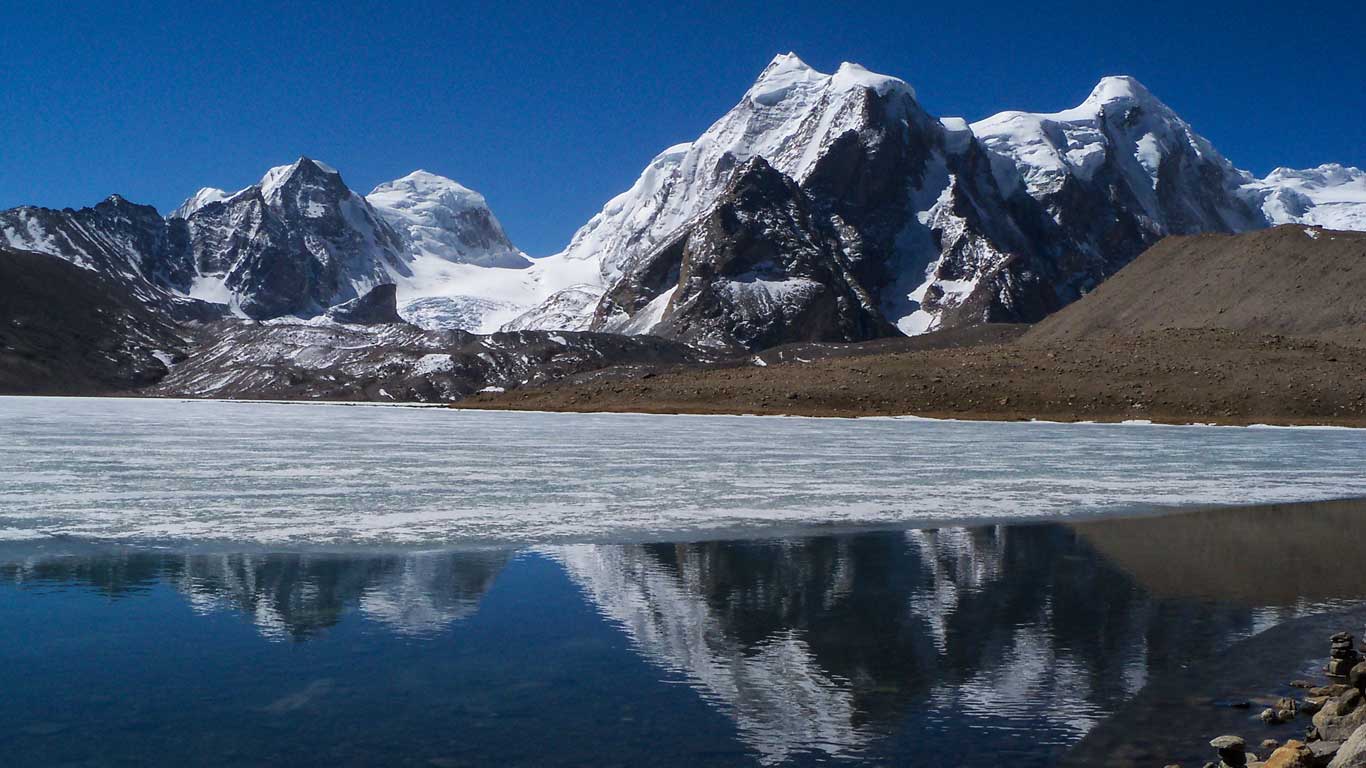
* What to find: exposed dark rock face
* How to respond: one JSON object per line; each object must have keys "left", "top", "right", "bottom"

{"left": 1, "top": 158, "right": 409, "bottom": 322}
{"left": 0, "top": 196, "right": 221, "bottom": 321}
{"left": 324, "top": 283, "right": 404, "bottom": 325}
{"left": 592, "top": 158, "right": 896, "bottom": 350}
{"left": 0, "top": 247, "right": 187, "bottom": 394}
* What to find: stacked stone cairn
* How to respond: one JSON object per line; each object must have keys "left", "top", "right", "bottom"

{"left": 1329, "top": 633, "right": 1362, "bottom": 679}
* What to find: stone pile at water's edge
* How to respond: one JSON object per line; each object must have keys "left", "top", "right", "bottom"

{"left": 1175, "top": 632, "right": 1366, "bottom": 768}
{"left": 1329, "top": 633, "right": 1362, "bottom": 678}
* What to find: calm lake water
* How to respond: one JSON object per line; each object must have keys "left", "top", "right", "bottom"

{"left": 3, "top": 398, "right": 1366, "bottom": 766}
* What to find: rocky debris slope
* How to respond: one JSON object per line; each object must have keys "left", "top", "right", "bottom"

{"left": 0, "top": 247, "right": 190, "bottom": 393}
{"left": 1025, "top": 226, "right": 1366, "bottom": 347}
{"left": 461, "top": 327, "right": 1366, "bottom": 426}
{"left": 151, "top": 320, "right": 725, "bottom": 402}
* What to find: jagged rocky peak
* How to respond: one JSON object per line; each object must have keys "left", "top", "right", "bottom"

{"left": 367, "top": 170, "right": 529, "bottom": 268}
{"left": 556, "top": 52, "right": 934, "bottom": 280}
{"left": 257, "top": 157, "right": 356, "bottom": 211}
{"left": 170, "top": 157, "right": 357, "bottom": 220}
{"left": 591, "top": 156, "right": 895, "bottom": 350}
{"left": 0, "top": 192, "right": 190, "bottom": 301}
{"left": 176, "top": 156, "right": 410, "bottom": 320}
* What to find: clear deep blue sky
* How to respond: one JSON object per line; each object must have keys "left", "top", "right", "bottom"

{"left": 3, "top": 0, "right": 1362, "bottom": 255}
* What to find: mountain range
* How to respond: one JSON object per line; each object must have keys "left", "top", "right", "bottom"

{"left": 3, "top": 53, "right": 1364, "bottom": 398}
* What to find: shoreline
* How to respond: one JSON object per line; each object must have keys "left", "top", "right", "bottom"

{"left": 4, "top": 391, "right": 1366, "bottom": 430}
{"left": 5, "top": 391, "right": 1366, "bottom": 430}
{"left": 453, "top": 399, "right": 1366, "bottom": 429}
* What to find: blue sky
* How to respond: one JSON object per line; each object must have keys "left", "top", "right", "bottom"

{"left": 2, "top": 0, "right": 1362, "bottom": 255}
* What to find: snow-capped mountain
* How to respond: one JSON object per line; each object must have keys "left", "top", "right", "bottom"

{"left": 525, "top": 56, "right": 1365, "bottom": 345}
{"left": 1, "top": 159, "right": 538, "bottom": 326}
{"left": 971, "top": 75, "right": 1261, "bottom": 234}
{"left": 367, "top": 171, "right": 528, "bottom": 269}
{"left": 527, "top": 52, "right": 1025, "bottom": 342}
{"left": 175, "top": 158, "right": 412, "bottom": 318}
{"left": 1245, "top": 164, "right": 1366, "bottom": 231}
{"left": 511, "top": 53, "right": 937, "bottom": 336}
{"left": 363, "top": 170, "right": 558, "bottom": 332}
{"left": 0, "top": 194, "right": 218, "bottom": 319}
{"left": 169, "top": 187, "right": 230, "bottom": 219}
{"left": 591, "top": 157, "right": 896, "bottom": 348}
{"left": 5, "top": 54, "right": 1366, "bottom": 364}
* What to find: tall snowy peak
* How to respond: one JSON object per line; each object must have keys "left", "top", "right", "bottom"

{"left": 518, "top": 53, "right": 942, "bottom": 331}
{"left": 170, "top": 187, "right": 230, "bottom": 219}
{"left": 555, "top": 54, "right": 934, "bottom": 280}
{"left": 367, "top": 171, "right": 529, "bottom": 269}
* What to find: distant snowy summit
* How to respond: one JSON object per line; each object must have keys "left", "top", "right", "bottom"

{"left": 3, "top": 53, "right": 1364, "bottom": 346}
{"left": 366, "top": 171, "right": 529, "bottom": 269}
{"left": 1246, "top": 164, "right": 1366, "bottom": 232}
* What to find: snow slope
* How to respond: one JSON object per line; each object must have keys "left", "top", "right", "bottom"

{"left": 366, "top": 171, "right": 529, "bottom": 269}
{"left": 1246, "top": 164, "right": 1366, "bottom": 231}
{"left": 971, "top": 76, "right": 1260, "bottom": 235}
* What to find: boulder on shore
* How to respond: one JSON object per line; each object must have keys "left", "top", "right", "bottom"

{"left": 1257, "top": 739, "right": 1314, "bottom": 768}
{"left": 1315, "top": 690, "right": 1366, "bottom": 742}
{"left": 1328, "top": 722, "right": 1366, "bottom": 767}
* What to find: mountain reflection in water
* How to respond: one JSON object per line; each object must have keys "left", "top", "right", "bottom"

{"left": 2, "top": 498, "right": 1364, "bottom": 767}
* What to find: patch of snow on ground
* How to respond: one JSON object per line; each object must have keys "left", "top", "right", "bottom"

{"left": 411, "top": 354, "right": 454, "bottom": 375}
{"left": 185, "top": 274, "right": 238, "bottom": 312}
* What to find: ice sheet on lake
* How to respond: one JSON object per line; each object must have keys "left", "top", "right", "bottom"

{"left": 2, "top": 397, "right": 1365, "bottom": 546}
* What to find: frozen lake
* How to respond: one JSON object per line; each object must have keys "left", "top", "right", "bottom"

{"left": 3, "top": 396, "right": 1366, "bottom": 546}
